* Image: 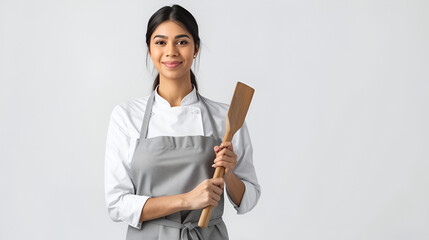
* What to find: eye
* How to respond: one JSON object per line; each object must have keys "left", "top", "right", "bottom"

{"left": 154, "top": 41, "right": 165, "bottom": 45}
{"left": 177, "top": 40, "right": 188, "bottom": 45}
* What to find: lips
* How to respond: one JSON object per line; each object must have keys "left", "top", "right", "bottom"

{"left": 162, "top": 61, "right": 182, "bottom": 68}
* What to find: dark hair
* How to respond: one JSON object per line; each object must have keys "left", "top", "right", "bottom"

{"left": 146, "top": 5, "right": 200, "bottom": 91}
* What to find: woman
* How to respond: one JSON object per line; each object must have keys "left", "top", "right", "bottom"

{"left": 104, "top": 4, "right": 261, "bottom": 240}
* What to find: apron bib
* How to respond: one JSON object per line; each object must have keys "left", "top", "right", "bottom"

{"left": 126, "top": 90, "right": 229, "bottom": 240}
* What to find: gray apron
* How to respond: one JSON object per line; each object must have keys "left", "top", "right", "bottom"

{"left": 126, "top": 90, "right": 229, "bottom": 240}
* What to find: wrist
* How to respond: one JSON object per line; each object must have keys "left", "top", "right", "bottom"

{"left": 224, "top": 173, "right": 234, "bottom": 184}
{"left": 177, "top": 193, "right": 189, "bottom": 210}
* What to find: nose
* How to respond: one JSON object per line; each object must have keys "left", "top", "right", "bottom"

{"left": 165, "top": 42, "right": 179, "bottom": 57}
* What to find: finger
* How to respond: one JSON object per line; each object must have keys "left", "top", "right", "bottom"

{"left": 220, "top": 142, "right": 233, "bottom": 152}
{"left": 213, "top": 155, "right": 235, "bottom": 164}
{"left": 213, "top": 161, "right": 233, "bottom": 171}
{"left": 218, "top": 148, "right": 235, "bottom": 158}
{"left": 209, "top": 199, "right": 218, "bottom": 207}
{"left": 211, "top": 185, "right": 223, "bottom": 195}
{"left": 211, "top": 178, "right": 224, "bottom": 188}
{"left": 213, "top": 146, "right": 221, "bottom": 153}
{"left": 211, "top": 192, "right": 221, "bottom": 202}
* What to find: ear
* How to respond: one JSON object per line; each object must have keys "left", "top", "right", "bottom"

{"left": 194, "top": 46, "right": 199, "bottom": 56}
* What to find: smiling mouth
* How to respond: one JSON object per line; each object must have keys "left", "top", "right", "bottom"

{"left": 162, "top": 61, "right": 182, "bottom": 68}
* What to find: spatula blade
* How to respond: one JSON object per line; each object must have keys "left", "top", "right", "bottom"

{"left": 226, "top": 82, "right": 255, "bottom": 137}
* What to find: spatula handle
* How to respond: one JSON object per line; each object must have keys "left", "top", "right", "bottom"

{"left": 198, "top": 166, "right": 225, "bottom": 228}
{"left": 198, "top": 133, "right": 232, "bottom": 228}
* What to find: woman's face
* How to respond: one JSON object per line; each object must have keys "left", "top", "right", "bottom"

{"left": 149, "top": 20, "right": 198, "bottom": 83}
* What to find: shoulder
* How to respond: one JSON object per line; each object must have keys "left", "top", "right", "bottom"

{"left": 198, "top": 93, "right": 230, "bottom": 138}
{"left": 109, "top": 94, "right": 151, "bottom": 130}
{"left": 199, "top": 94, "right": 229, "bottom": 113}
{"left": 112, "top": 95, "right": 150, "bottom": 116}
{"left": 198, "top": 93, "right": 230, "bottom": 121}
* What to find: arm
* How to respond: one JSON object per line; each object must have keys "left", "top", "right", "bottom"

{"left": 224, "top": 172, "right": 245, "bottom": 207}
{"left": 212, "top": 145, "right": 245, "bottom": 207}
{"left": 229, "top": 121, "right": 261, "bottom": 213}
{"left": 212, "top": 121, "right": 261, "bottom": 214}
{"left": 139, "top": 178, "right": 225, "bottom": 222}
{"left": 139, "top": 194, "right": 187, "bottom": 222}
{"left": 104, "top": 105, "right": 150, "bottom": 229}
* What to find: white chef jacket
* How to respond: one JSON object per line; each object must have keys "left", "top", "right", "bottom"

{"left": 104, "top": 85, "right": 261, "bottom": 229}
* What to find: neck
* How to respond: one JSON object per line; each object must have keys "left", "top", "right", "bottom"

{"left": 157, "top": 74, "right": 193, "bottom": 107}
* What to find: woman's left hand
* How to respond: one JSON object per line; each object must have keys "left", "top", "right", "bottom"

{"left": 212, "top": 142, "right": 237, "bottom": 180}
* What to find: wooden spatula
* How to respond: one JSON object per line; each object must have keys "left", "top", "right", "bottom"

{"left": 198, "top": 81, "right": 255, "bottom": 228}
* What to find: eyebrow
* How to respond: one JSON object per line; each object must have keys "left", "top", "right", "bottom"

{"left": 153, "top": 34, "right": 191, "bottom": 40}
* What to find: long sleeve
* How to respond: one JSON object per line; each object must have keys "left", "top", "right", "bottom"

{"left": 104, "top": 105, "right": 150, "bottom": 229}
{"left": 226, "top": 121, "right": 261, "bottom": 214}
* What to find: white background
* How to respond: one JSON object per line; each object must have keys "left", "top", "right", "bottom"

{"left": 1, "top": 0, "right": 428, "bottom": 239}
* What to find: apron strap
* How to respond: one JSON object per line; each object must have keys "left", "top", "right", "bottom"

{"left": 147, "top": 216, "right": 224, "bottom": 240}
{"left": 140, "top": 90, "right": 155, "bottom": 140}
{"left": 139, "top": 88, "right": 221, "bottom": 141}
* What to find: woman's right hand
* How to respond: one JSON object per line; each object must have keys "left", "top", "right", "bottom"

{"left": 183, "top": 178, "right": 224, "bottom": 210}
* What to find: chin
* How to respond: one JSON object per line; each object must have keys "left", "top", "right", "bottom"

{"left": 160, "top": 73, "right": 187, "bottom": 81}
